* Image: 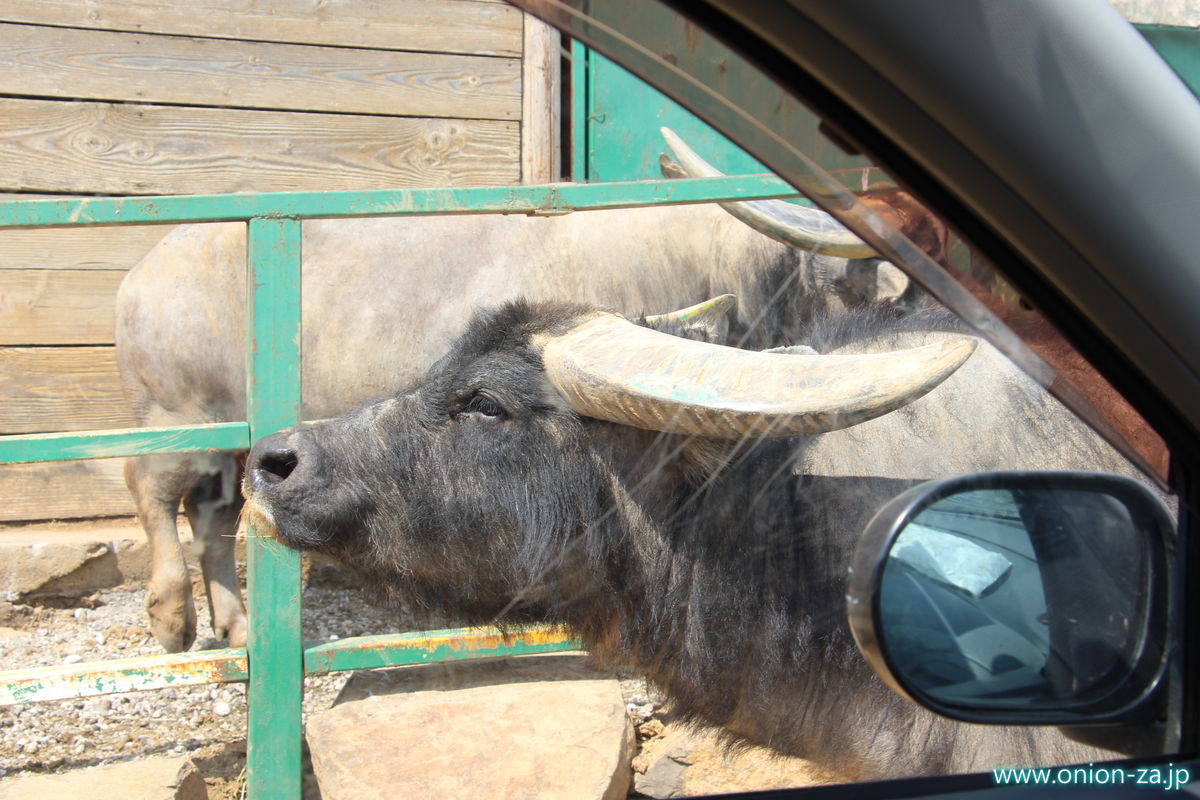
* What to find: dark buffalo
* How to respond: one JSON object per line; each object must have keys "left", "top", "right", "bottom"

{"left": 115, "top": 131, "right": 931, "bottom": 653}
{"left": 242, "top": 297, "right": 1133, "bottom": 778}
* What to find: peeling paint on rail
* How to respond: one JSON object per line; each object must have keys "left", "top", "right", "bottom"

{"left": 0, "top": 649, "right": 247, "bottom": 705}
{"left": 304, "top": 625, "right": 581, "bottom": 675}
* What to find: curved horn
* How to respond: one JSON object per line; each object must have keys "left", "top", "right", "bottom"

{"left": 541, "top": 313, "right": 977, "bottom": 438}
{"left": 661, "top": 127, "right": 878, "bottom": 259}
{"left": 644, "top": 293, "right": 736, "bottom": 327}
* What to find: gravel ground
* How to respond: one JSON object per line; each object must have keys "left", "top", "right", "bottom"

{"left": 0, "top": 566, "right": 436, "bottom": 798}
{"left": 0, "top": 565, "right": 662, "bottom": 798}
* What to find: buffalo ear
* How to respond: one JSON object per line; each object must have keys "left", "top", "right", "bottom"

{"left": 641, "top": 293, "right": 735, "bottom": 345}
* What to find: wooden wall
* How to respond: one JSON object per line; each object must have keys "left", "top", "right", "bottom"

{"left": 0, "top": 0, "right": 560, "bottom": 522}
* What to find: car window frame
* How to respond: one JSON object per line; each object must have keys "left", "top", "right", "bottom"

{"left": 513, "top": 0, "right": 1200, "bottom": 790}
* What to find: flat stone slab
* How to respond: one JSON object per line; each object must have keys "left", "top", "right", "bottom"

{"left": 0, "top": 519, "right": 183, "bottom": 602}
{"left": 307, "top": 653, "right": 634, "bottom": 800}
{"left": 0, "top": 521, "right": 147, "bottom": 601}
{"left": 0, "top": 757, "right": 207, "bottom": 800}
{"left": 0, "top": 518, "right": 338, "bottom": 602}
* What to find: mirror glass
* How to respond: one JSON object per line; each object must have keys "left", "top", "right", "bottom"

{"left": 879, "top": 487, "right": 1151, "bottom": 709}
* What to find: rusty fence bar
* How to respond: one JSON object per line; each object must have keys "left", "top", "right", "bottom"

{"left": 0, "top": 626, "right": 581, "bottom": 706}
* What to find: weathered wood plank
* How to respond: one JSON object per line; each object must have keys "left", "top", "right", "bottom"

{"left": 0, "top": 0, "right": 523, "bottom": 57}
{"left": 0, "top": 99, "right": 521, "bottom": 195}
{"left": 0, "top": 458, "right": 134, "bottom": 521}
{"left": 0, "top": 347, "right": 134, "bottom": 434}
{"left": 520, "top": 14, "right": 562, "bottom": 184}
{"left": 0, "top": 269, "right": 124, "bottom": 345}
{"left": 0, "top": 222, "right": 166, "bottom": 270}
{"left": 0, "top": 23, "right": 521, "bottom": 120}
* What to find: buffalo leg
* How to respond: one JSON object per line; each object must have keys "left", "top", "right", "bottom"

{"left": 183, "top": 458, "right": 247, "bottom": 648}
{"left": 124, "top": 454, "right": 199, "bottom": 652}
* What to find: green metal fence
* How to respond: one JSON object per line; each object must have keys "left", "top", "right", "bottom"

{"left": 0, "top": 174, "right": 800, "bottom": 798}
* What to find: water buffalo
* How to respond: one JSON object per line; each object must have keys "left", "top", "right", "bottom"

{"left": 115, "top": 131, "right": 929, "bottom": 653}
{"left": 242, "top": 297, "right": 1133, "bottom": 778}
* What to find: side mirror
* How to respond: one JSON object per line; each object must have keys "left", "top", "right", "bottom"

{"left": 847, "top": 471, "right": 1173, "bottom": 726}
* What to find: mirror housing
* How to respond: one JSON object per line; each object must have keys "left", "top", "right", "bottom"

{"left": 847, "top": 471, "right": 1173, "bottom": 726}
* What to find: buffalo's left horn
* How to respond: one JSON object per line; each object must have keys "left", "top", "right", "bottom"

{"left": 540, "top": 311, "right": 976, "bottom": 438}
{"left": 661, "top": 127, "right": 878, "bottom": 259}
{"left": 643, "top": 294, "right": 736, "bottom": 327}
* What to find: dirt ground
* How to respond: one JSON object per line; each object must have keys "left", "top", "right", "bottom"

{"left": 0, "top": 564, "right": 404, "bottom": 798}
{"left": 0, "top": 562, "right": 692, "bottom": 799}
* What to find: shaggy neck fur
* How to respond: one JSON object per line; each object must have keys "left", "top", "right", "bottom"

{"left": 544, "top": 430, "right": 1109, "bottom": 779}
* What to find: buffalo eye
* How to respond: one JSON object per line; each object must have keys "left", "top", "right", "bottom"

{"left": 455, "top": 392, "right": 506, "bottom": 422}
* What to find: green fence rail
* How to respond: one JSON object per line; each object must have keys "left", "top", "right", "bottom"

{"left": 0, "top": 176, "right": 800, "bottom": 229}
{"left": 0, "top": 174, "right": 800, "bottom": 798}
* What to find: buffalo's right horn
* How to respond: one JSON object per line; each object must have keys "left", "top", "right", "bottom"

{"left": 539, "top": 309, "right": 976, "bottom": 439}
{"left": 661, "top": 127, "right": 878, "bottom": 259}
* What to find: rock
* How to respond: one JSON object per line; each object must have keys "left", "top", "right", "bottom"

{"left": 307, "top": 653, "right": 633, "bottom": 800}
{"left": 0, "top": 757, "right": 207, "bottom": 800}
{"left": 634, "top": 752, "right": 688, "bottom": 798}
{"left": 0, "top": 540, "right": 120, "bottom": 601}
{"left": 626, "top": 701, "right": 655, "bottom": 721}
{"left": 0, "top": 518, "right": 249, "bottom": 602}
{"left": 0, "top": 522, "right": 147, "bottom": 601}
{"left": 637, "top": 718, "right": 665, "bottom": 739}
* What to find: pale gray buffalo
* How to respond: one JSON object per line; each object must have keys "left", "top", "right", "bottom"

{"left": 115, "top": 132, "right": 923, "bottom": 652}
{"left": 241, "top": 295, "right": 1136, "bottom": 778}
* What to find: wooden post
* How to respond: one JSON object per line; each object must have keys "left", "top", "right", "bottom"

{"left": 521, "top": 13, "right": 562, "bottom": 183}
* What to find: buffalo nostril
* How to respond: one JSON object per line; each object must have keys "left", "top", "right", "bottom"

{"left": 258, "top": 449, "right": 298, "bottom": 483}
{"left": 248, "top": 430, "right": 308, "bottom": 493}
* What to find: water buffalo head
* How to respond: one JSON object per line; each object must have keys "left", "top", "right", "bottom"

{"left": 242, "top": 297, "right": 974, "bottom": 624}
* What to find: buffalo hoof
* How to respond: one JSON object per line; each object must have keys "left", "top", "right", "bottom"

{"left": 145, "top": 585, "right": 198, "bottom": 653}
{"left": 216, "top": 614, "right": 248, "bottom": 649}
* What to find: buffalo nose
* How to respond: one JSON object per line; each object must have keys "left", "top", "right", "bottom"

{"left": 248, "top": 431, "right": 299, "bottom": 491}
